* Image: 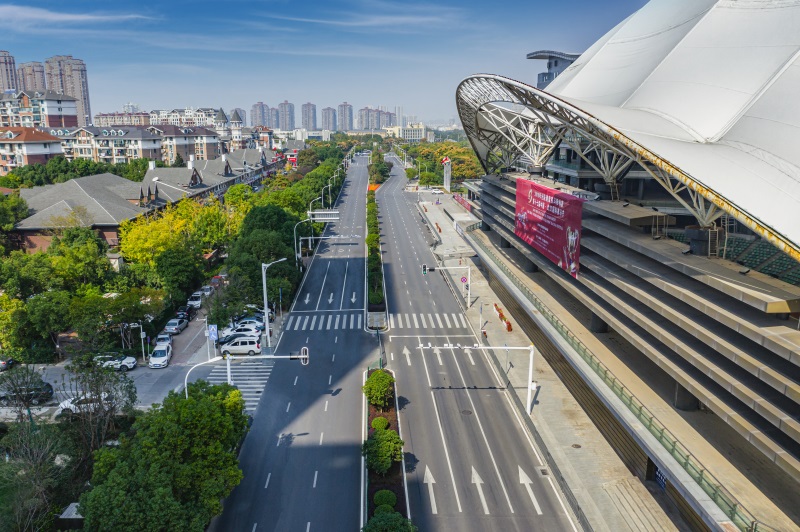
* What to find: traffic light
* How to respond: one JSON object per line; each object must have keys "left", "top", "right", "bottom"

{"left": 422, "top": 264, "right": 428, "bottom": 275}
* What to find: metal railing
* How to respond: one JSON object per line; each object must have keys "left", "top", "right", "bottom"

{"left": 465, "top": 229, "right": 776, "bottom": 532}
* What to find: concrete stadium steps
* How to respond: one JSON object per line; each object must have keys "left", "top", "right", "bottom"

{"left": 480, "top": 179, "right": 517, "bottom": 208}
{"left": 580, "top": 233, "right": 800, "bottom": 366}
{"left": 482, "top": 217, "right": 800, "bottom": 482}
{"left": 579, "top": 253, "right": 800, "bottom": 445}
{"left": 579, "top": 248, "right": 800, "bottom": 405}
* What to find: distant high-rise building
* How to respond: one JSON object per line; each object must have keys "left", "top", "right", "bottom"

{"left": 122, "top": 102, "right": 141, "bottom": 113}
{"left": 267, "top": 107, "right": 279, "bottom": 130}
{"left": 44, "top": 55, "right": 91, "bottom": 126}
{"left": 0, "top": 51, "right": 18, "bottom": 92}
{"left": 229, "top": 108, "right": 246, "bottom": 127}
{"left": 338, "top": 102, "right": 353, "bottom": 131}
{"left": 358, "top": 107, "right": 391, "bottom": 130}
{"left": 278, "top": 100, "right": 294, "bottom": 131}
{"left": 251, "top": 102, "right": 268, "bottom": 127}
{"left": 17, "top": 62, "right": 46, "bottom": 92}
{"left": 321, "top": 107, "right": 337, "bottom": 131}
{"left": 301, "top": 102, "right": 317, "bottom": 130}
{"left": 395, "top": 106, "right": 403, "bottom": 128}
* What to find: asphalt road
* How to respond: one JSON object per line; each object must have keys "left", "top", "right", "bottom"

{"left": 211, "top": 154, "right": 378, "bottom": 532}
{"left": 379, "top": 154, "right": 578, "bottom": 531}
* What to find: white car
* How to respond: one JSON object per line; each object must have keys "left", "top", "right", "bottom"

{"left": 235, "top": 317, "right": 265, "bottom": 330}
{"left": 431, "top": 189, "right": 443, "bottom": 195}
{"left": 220, "top": 337, "right": 261, "bottom": 357}
{"left": 149, "top": 345, "right": 173, "bottom": 369}
{"left": 56, "top": 393, "right": 113, "bottom": 417}
{"left": 200, "top": 285, "right": 214, "bottom": 297}
{"left": 96, "top": 354, "right": 137, "bottom": 372}
{"left": 155, "top": 334, "right": 173, "bottom": 349}
{"left": 187, "top": 292, "right": 203, "bottom": 309}
{"left": 221, "top": 324, "right": 260, "bottom": 338}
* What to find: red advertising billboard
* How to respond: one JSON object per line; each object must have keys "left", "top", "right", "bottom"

{"left": 514, "top": 179, "right": 584, "bottom": 278}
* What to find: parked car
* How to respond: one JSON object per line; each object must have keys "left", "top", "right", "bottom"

{"left": 96, "top": 353, "right": 137, "bottom": 372}
{"left": 210, "top": 274, "right": 228, "bottom": 289}
{"left": 176, "top": 305, "right": 197, "bottom": 320}
{"left": 155, "top": 333, "right": 173, "bottom": 348}
{"left": 431, "top": 189, "right": 443, "bottom": 195}
{"left": 164, "top": 318, "right": 188, "bottom": 334}
{"left": 0, "top": 380, "right": 54, "bottom": 406}
{"left": 148, "top": 345, "right": 173, "bottom": 369}
{"left": 244, "top": 305, "right": 275, "bottom": 322}
{"left": 221, "top": 337, "right": 261, "bottom": 357}
{"left": 0, "top": 357, "right": 16, "bottom": 372}
{"left": 187, "top": 292, "right": 203, "bottom": 309}
{"left": 200, "top": 285, "right": 214, "bottom": 297}
{"left": 221, "top": 324, "right": 260, "bottom": 338}
{"left": 56, "top": 392, "right": 113, "bottom": 417}
{"left": 235, "top": 317, "right": 265, "bottom": 331}
{"left": 216, "top": 333, "right": 256, "bottom": 348}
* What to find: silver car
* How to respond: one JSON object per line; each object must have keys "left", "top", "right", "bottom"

{"left": 164, "top": 318, "right": 188, "bottom": 334}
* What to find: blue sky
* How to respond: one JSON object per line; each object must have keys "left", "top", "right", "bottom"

{"left": 2, "top": 1, "right": 647, "bottom": 124}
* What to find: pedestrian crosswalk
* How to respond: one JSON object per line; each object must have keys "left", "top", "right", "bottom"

{"left": 205, "top": 361, "right": 273, "bottom": 412}
{"left": 285, "top": 313, "right": 363, "bottom": 331}
{"left": 389, "top": 312, "right": 469, "bottom": 330}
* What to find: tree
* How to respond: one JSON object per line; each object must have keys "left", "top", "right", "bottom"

{"left": 362, "top": 512, "right": 417, "bottom": 532}
{"left": 0, "top": 423, "right": 71, "bottom": 532}
{"left": 172, "top": 153, "right": 185, "bottom": 167}
{"left": 155, "top": 244, "right": 203, "bottom": 304}
{"left": 79, "top": 382, "right": 248, "bottom": 531}
{"left": 362, "top": 370, "right": 395, "bottom": 412}
{"left": 362, "top": 429, "right": 404, "bottom": 475}
{"left": 0, "top": 293, "right": 25, "bottom": 350}
{"left": 24, "top": 290, "right": 72, "bottom": 348}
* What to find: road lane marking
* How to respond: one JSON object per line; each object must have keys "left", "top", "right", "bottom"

{"left": 302, "top": 316, "right": 309, "bottom": 330}
{"left": 404, "top": 314, "right": 411, "bottom": 328}
{"left": 350, "top": 314, "right": 355, "bottom": 329}
{"left": 294, "top": 376, "right": 298, "bottom": 385}
{"left": 412, "top": 314, "right": 419, "bottom": 328}
{"left": 428, "top": 314, "right": 436, "bottom": 328}
{"left": 332, "top": 354, "right": 335, "bottom": 362}
{"left": 264, "top": 473, "right": 271, "bottom": 489}
{"left": 339, "top": 262, "right": 349, "bottom": 309}
{"left": 358, "top": 314, "right": 362, "bottom": 328}
{"left": 435, "top": 314, "right": 444, "bottom": 328}
{"left": 420, "top": 314, "right": 427, "bottom": 328}
{"left": 319, "top": 433, "right": 324, "bottom": 445}
{"left": 452, "top": 314, "right": 459, "bottom": 327}
{"left": 519, "top": 466, "right": 543, "bottom": 515}
{"left": 334, "top": 315, "right": 340, "bottom": 329}
{"left": 315, "top": 261, "right": 331, "bottom": 310}
{"left": 327, "top": 315, "right": 332, "bottom": 329}
{"left": 328, "top": 375, "right": 332, "bottom": 385}
{"left": 324, "top": 401, "right": 328, "bottom": 412}
{"left": 277, "top": 434, "right": 282, "bottom": 446}
{"left": 418, "top": 336, "right": 462, "bottom": 512}
{"left": 252, "top": 524, "right": 257, "bottom": 532}
{"left": 396, "top": 314, "right": 402, "bottom": 328}
{"left": 310, "top": 316, "right": 317, "bottom": 329}
{"left": 472, "top": 467, "right": 490, "bottom": 514}
{"left": 286, "top": 402, "right": 291, "bottom": 412}
{"left": 459, "top": 314, "right": 468, "bottom": 328}
{"left": 294, "top": 319, "right": 301, "bottom": 331}
{"left": 286, "top": 316, "right": 295, "bottom": 329}
{"left": 424, "top": 466, "right": 438, "bottom": 514}
{"left": 313, "top": 470, "right": 318, "bottom": 488}
{"left": 443, "top": 314, "right": 451, "bottom": 327}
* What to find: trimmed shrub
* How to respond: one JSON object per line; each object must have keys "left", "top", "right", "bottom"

{"left": 362, "top": 370, "right": 394, "bottom": 411}
{"left": 371, "top": 417, "right": 389, "bottom": 431}
{"left": 373, "top": 489, "right": 397, "bottom": 508}
{"left": 362, "top": 428, "right": 404, "bottom": 475}
{"left": 362, "top": 512, "right": 417, "bottom": 532}
{"left": 374, "top": 504, "right": 394, "bottom": 516}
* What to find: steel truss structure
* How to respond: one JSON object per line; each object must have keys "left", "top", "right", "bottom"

{"left": 456, "top": 74, "right": 799, "bottom": 261}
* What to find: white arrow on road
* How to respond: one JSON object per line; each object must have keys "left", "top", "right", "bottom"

{"left": 433, "top": 346, "right": 443, "bottom": 366}
{"left": 464, "top": 347, "right": 475, "bottom": 365}
{"left": 402, "top": 345, "right": 411, "bottom": 366}
{"left": 304, "top": 293, "right": 310, "bottom": 305}
{"left": 351, "top": 292, "right": 357, "bottom": 303}
{"left": 424, "top": 466, "right": 438, "bottom": 514}
{"left": 471, "top": 467, "right": 490, "bottom": 515}
{"left": 328, "top": 293, "right": 334, "bottom": 304}
{"left": 519, "top": 466, "right": 543, "bottom": 515}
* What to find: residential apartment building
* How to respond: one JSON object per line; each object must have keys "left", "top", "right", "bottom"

{"left": 44, "top": 55, "right": 91, "bottom": 126}
{"left": 301, "top": 102, "right": 317, "bottom": 130}
{"left": 267, "top": 107, "right": 279, "bottom": 130}
{"left": 0, "top": 51, "right": 18, "bottom": 92}
{"left": 321, "top": 107, "right": 337, "bottom": 131}
{"left": 147, "top": 124, "right": 220, "bottom": 165}
{"left": 54, "top": 126, "right": 161, "bottom": 165}
{"left": 0, "top": 127, "right": 63, "bottom": 176}
{"left": 93, "top": 112, "right": 151, "bottom": 127}
{"left": 148, "top": 108, "right": 218, "bottom": 127}
{"left": 251, "top": 102, "right": 268, "bottom": 127}
{"left": 338, "top": 102, "right": 353, "bottom": 131}
{"left": 278, "top": 101, "right": 295, "bottom": 131}
{"left": 16, "top": 62, "right": 46, "bottom": 92}
{"left": 0, "top": 90, "right": 78, "bottom": 129}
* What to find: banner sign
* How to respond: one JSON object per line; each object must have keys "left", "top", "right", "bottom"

{"left": 514, "top": 179, "right": 584, "bottom": 278}
{"left": 454, "top": 193, "right": 471, "bottom": 212}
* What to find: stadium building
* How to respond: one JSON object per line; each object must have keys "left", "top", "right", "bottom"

{"left": 456, "top": 0, "right": 800, "bottom": 529}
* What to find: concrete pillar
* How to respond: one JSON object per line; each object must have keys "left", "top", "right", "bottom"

{"left": 589, "top": 312, "right": 608, "bottom": 333}
{"left": 523, "top": 258, "right": 538, "bottom": 273}
{"left": 673, "top": 382, "right": 699, "bottom": 411}
{"left": 499, "top": 237, "right": 510, "bottom": 248}
{"left": 638, "top": 178, "right": 645, "bottom": 200}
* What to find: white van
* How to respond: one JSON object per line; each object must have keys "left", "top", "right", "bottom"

{"left": 221, "top": 337, "right": 261, "bottom": 356}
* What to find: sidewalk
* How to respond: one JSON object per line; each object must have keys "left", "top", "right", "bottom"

{"left": 418, "top": 192, "right": 686, "bottom": 532}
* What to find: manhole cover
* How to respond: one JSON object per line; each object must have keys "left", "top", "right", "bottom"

{"left": 572, "top": 444, "right": 582, "bottom": 449}
{"left": 461, "top": 410, "right": 473, "bottom": 416}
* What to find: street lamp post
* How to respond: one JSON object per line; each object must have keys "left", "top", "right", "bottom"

{"left": 128, "top": 322, "right": 146, "bottom": 363}
{"left": 262, "top": 258, "right": 287, "bottom": 351}
{"left": 309, "top": 196, "right": 322, "bottom": 213}
{"left": 293, "top": 217, "right": 311, "bottom": 267}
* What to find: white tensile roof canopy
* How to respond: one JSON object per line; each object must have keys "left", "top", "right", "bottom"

{"left": 457, "top": 0, "right": 800, "bottom": 261}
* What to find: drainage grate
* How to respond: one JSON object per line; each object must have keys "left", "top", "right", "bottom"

{"left": 540, "top": 468, "right": 549, "bottom": 476}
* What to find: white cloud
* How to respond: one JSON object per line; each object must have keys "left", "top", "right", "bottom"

{"left": 0, "top": 4, "right": 149, "bottom": 27}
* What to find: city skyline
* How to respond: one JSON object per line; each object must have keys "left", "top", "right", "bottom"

{"left": 0, "top": 1, "right": 647, "bottom": 123}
